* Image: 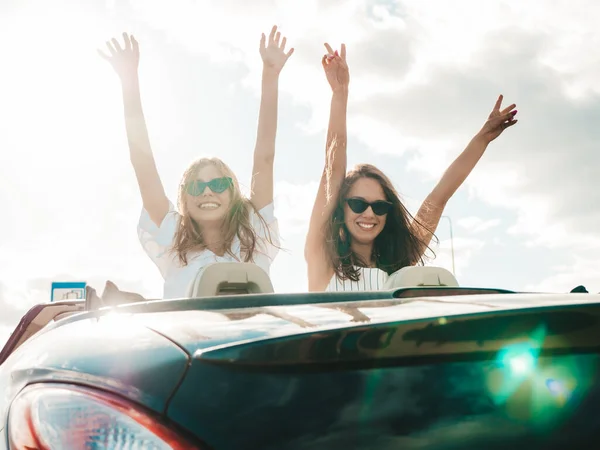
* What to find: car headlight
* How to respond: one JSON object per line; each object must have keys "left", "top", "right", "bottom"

{"left": 8, "top": 384, "right": 204, "bottom": 449}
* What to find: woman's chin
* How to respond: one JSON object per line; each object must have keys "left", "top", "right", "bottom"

{"left": 191, "top": 209, "right": 227, "bottom": 224}
{"left": 349, "top": 224, "right": 381, "bottom": 240}
{"left": 349, "top": 231, "right": 380, "bottom": 245}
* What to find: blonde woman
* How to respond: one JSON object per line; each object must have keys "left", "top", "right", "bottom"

{"left": 99, "top": 27, "right": 293, "bottom": 298}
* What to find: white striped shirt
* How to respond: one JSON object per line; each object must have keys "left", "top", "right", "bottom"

{"left": 325, "top": 267, "right": 389, "bottom": 292}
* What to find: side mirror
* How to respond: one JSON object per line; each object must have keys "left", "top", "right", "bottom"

{"left": 187, "top": 262, "right": 275, "bottom": 298}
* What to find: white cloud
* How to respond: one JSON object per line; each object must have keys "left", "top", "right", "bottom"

{"left": 457, "top": 217, "right": 501, "bottom": 234}
{"left": 426, "top": 236, "right": 485, "bottom": 281}
{"left": 124, "top": 0, "right": 600, "bottom": 283}
{"left": 270, "top": 181, "right": 319, "bottom": 293}
{"left": 525, "top": 254, "right": 600, "bottom": 294}
{"left": 274, "top": 181, "right": 319, "bottom": 236}
{"left": 348, "top": 30, "right": 600, "bottom": 257}
{"left": 3, "top": 0, "right": 600, "bottom": 348}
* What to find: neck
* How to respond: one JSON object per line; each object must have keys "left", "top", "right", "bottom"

{"left": 350, "top": 241, "right": 375, "bottom": 267}
{"left": 199, "top": 222, "right": 225, "bottom": 255}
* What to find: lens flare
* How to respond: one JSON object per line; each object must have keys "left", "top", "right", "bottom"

{"left": 508, "top": 352, "right": 536, "bottom": 375}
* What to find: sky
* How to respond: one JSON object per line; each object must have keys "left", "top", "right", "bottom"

{"left": 1, "top": 0, "right": 599, "bottom": 345}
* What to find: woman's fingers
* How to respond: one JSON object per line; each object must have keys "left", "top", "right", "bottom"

{"left": 268, "top": 25, "right": 277, "bottom": 43}
{"left": 101, "top": 34, "right": 139, "bottom": 60}
{"left": 504, "top": 110, "right": 517, "bottom": 122}
{"left": 105, "top": 40, "right": 116, "bottom": 56}
{"left": 111, "top": 38, "right": 122, "bottom": 52}
{"left": 131, "top": 35, "right": 139, "bottom": 55}
{"left": 501, "top": 103, "right": 516, "bottom": 115}
{"left": 493, "top": 94, "right": 503, "bottom": 112}
{"left": 123, "top": 32, "right": 131, "bottom": 51}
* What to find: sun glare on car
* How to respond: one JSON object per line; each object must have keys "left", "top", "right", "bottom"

{"left": 507, "top": 351, "right": 536, "bottom": 376}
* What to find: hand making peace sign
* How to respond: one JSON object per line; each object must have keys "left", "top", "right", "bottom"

{"left": 479, "top": 95, "right": 518, "bottom": 143}
{"left": 322, "top": 43, "right": 349, "bottom": 93}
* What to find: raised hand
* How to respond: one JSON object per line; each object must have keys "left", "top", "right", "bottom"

{"left": 322, "top": 43, "right": 349, "bottom": 93}
{"left": 98, "top": 32, "right": 140, "bottom": 82}
{"left": 259, "top": 25, "right": 294, "bottom": 74}
{"left": 479, "top": 95, "right": 518, "bottom": 142}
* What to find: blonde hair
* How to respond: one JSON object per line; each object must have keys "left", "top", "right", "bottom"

{"left": 171, "top": 157, "right": 276, "bottom": 265}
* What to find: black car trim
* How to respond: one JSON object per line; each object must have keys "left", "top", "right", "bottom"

{"left": 193, "top": 302, "right": 600, "bottom": 372}
{"left": 195, "top": 345, "right": 600, "bottom": 374}
{"left": 143, "top": 326, "right": 194, "bottom": 416}
{"left": 52, "top": 287, "right": 516, "bottom": 325}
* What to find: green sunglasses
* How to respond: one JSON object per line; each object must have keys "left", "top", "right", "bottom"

{"left": 184, "top": 177, "right": 233, "bottom": 196}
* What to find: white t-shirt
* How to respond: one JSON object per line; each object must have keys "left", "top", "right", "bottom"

{"left": 138, "top": 201, "right": 280, "bottom": 299}
{"left": 325, "top": 266, "right": 389, "bottom": 292}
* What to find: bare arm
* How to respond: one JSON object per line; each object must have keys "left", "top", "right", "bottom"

{"left": 305, "top": 44, "right": 350, "bottom": 291}
{"left": 251, "top": 26, "right": 294, "bottom": 211}
{"left": 122, "top": 76, "right": 169, "bottom": 226}
{"left": 412, "top": 95, "right": 518, "bottom": 256}
{"left": 99, "top": 33, "right": 169, "bottom": 227}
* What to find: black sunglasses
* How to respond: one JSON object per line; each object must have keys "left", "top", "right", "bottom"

{"left": 184, "top": 177, "right": 233, "bottom": 196}
{"left": 346, "top": 197, "right": 392, "bottom": 216}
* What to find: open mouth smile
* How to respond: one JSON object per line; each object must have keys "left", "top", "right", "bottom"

{"left": 357, "top": 222, "right": 376, "bottom": 230}
{"left": 198, "top": 202, "right": 220, "bottom": 210}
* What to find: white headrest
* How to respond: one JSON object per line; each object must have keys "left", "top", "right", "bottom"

{"left": 186, "top": 262, "right": 275, "bottom": 298}
{"left": 384, "top": 266, "right": 459, "bottom": 289}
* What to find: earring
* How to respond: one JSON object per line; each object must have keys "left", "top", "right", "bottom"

{"left": 339, "top": 227, "right": 347, "bottom": 242}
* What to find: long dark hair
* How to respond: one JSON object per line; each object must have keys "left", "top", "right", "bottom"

{"left": 325, "top": 164, "right": 437, "bottom": 281}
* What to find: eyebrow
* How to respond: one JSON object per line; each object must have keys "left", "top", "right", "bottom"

{"left": 193, "top": 176, "right": 222, "bottom": 182}
{"left": 349, "top": 196, "right": 387, "bottom": 202}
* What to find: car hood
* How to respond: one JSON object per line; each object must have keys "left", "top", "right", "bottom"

{"left": 0, "top": 315, "right": 189, "bottom": 418}
{"left": 126, "top": 292, "right": 600, "bottom": 356}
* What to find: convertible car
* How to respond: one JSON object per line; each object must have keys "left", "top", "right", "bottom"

{"left": 0, "top": 264, "right": 598, "bottom": 449}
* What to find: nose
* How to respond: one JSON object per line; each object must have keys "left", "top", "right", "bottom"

{"left": 361, "top": 206, "right": 376, "bottom": 218}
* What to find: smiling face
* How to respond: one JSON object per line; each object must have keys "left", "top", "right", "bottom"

{"left": 343, "top": 177, "right": 389, "bottom": 245}
{"left": 327, "top": 164, "right": 431, "bottom": 281}
{"left": 183, "top": 163, "right": 233, "bottom": 224}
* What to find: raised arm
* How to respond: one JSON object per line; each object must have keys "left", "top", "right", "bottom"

{"left": 305, "top": 44, "right": 350, "bottom": 291}
{"left": 98, "top": 33, "right": 169, "bottom": 227}
{"left": 412, "top": 95, "right": 518, "bottom": 256}
{"left": 250, "top": 25, "right": 294, "bottom": 211}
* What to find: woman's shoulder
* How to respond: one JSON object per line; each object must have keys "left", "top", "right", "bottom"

{"left": 250, "top": 201, "right": 276, "bottom": 224}
{"left": 246, "top": 200, "right": 280, "bottom": 260}
{"left": 137, "top": 200, "right": 182, "bottom": 278}
{"left": 138, "top": 201, "right": 180, "bottom": 242}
